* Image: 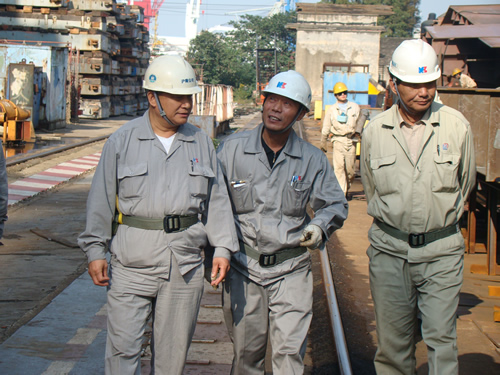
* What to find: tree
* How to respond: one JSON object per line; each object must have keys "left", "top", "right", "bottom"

{"left": 320, "top": 0, "right": 420, "bottom": 37}
{"left": 187, "top": 12, "right": 297, "bottom": 93}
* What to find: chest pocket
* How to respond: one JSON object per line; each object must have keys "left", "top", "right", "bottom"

{"left": 228, "top": 179, "right": 254, "bottom": 214}
{"left": 188, "top": 164, "right": 215, "bottom": 201}
{"left": 118, "top": 162, "right": 148, "bottom": 199}
{"left": 432, "top": 153, "right": 460, "bottom": 193}
{"left": 282, "top": 182, "right": 311, "bottom": 217}
{"left": 370, "top": 154, "right": 397, "bottom": 196}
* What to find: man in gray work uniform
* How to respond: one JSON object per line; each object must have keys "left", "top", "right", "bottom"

{"left": 217, "top": 70, "right": 348, "bottom": 374}
{"left": 361, "top": 39, "right": 476, "bottom": 374}
{"left": 78, "top": 55, "right": 239, "bottom": 374}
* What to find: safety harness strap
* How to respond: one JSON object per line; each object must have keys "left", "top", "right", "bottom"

{"left": 374, "top": 219, "right": 459, "bottom": 248}
{"left": 239, "top": 241, "right": 307, "bottom": 268}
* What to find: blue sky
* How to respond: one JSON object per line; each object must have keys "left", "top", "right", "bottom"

{"left": 155, "top": 0, "right": 499, "bottom": 38}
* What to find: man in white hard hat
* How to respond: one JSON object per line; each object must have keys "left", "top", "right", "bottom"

{"left": 78, "top": 55, "right": 239, "bottom": 374}
{"left": 360, "top": 39, "right": 476, "bottom": 374}
{"left": 320, "top": 81, "right": 361, "bottom": 197}
{"left": 217, "top": 70, "right": 348, "bottom": 375}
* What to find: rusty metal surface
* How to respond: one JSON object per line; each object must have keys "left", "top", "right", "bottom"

{"left": 439, "top": 88, "right": 500, "bottom": 182}
{"left": 442, "top": 5, "right": 500, "bottom": 26}
{"left": 433, "top": 5, "right": 500, "bottom": 48}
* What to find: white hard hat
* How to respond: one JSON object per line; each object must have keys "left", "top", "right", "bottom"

{"left": 389, "top": 39, "right": 441, "bottom": 83}
{"left": 143, "top": 55, "right": 202, "bottom": 95}
{"left": 262, "top": 70, "right": 312, "bottom": 110}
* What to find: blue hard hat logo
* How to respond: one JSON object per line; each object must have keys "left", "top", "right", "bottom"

{"left": 149, "top": 74, "right": 157, "bottom": 83}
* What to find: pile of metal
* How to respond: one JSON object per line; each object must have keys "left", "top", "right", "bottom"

{"left": 0, "top": 0, "right": 149, "bottom": 119}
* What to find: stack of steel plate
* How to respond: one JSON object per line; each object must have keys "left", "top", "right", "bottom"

{"left": 0, "top": 0, "right": 149, "bottom": 120}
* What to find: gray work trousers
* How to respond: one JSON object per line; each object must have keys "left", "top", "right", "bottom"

{"left": 222, "top": 267, "right": 313, "bottom": 375}
{"left": 105, "top": 255, "right": 204, "bottom": 375}
{"left": 368, "top": 246, "right": 463, "bottom": 375}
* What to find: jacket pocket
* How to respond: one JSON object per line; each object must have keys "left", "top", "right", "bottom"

{"left": 117, "top": 162, "right": 148, "bottom": 199}
{"left": 432, "top": 153, "right": 460, "bottom": 192}
{"left": 282, "top": 182, "right": 310, "bottom": 217}
{"left": 188, "top": 164, "right": 215, "bottom": 201}
{"left": 229, "top": 179, "right": 254, "bottom": 214}
{"left": 370, "top": 154, "right": 397, "bottom": 196}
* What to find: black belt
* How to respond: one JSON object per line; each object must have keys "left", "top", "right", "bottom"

{"left": 239, "top": 241, "right": 307, "bottom": 268}
{"left": 374, "top": 219, "right": 459, "bottom": 248}
{"left": 114, "top": 214, "right": 198, "bottom": 233}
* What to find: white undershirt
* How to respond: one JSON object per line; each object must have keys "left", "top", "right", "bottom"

{"left": 156, "top": 133, "right": 177, "bottom": 153}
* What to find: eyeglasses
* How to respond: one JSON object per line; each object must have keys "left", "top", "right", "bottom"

{"left": 336, "top": 91, "right": 348, "bottom": 96}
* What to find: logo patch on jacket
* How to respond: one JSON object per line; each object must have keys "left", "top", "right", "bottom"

{"left": 442, "top": 143, "right": 449, "bottom": 151}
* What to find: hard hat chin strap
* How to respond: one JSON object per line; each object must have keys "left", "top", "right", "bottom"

{"left": 153, "top": 92, "right": 179, "bottom": 127}
{"left": 393, "top": 80, "right": 413, "bottom": 116}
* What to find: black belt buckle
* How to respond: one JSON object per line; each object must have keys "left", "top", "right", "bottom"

{"left": 409, "top": 233, "right": 425, "bottom": 248}
{"left": 259, "top": 254, "right": 277, "bottom": 268}
{"left": 163, "top": 215, "right": 181, "bottom": 233}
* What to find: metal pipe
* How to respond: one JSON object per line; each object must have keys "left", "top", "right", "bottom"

{"left": 319, "top": 243, "right": 353, "bottom": 375}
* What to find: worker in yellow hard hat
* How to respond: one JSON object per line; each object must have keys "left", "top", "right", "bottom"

{"left": 451, "top": 67, "right": 477, "bottom": 88}
{"left": 320, "top": 81, "right": 360, "bottom": 197}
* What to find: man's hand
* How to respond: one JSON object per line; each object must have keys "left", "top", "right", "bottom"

{"left": 320, "top": 140, "right": 327, "bottom": 153}
{"left": 211, "top": 257, "right": 230, "bottom": 288}
{"left": 88, "top": 259, "right": 110, "bottom": 286}
{"left": 299, "top": 224, "right": 323, "bottom": 249}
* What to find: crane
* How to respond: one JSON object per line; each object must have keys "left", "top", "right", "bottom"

{"left": 127, "top": 1, "right": 165, "bottom": 49}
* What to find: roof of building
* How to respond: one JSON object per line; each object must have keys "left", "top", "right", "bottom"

{"left": 431, "top": 4, "right": 500, "bottom": 48}
{"left": 296, "top": 3, "right": 393, "bottom": 16}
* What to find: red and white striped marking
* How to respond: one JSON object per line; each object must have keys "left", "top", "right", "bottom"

{"left": 8, "top": 153, "right": 101, "bottom": 206}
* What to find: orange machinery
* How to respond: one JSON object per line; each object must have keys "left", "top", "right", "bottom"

{"left": 0, "top": 99, "right": 32, "bottom": 144}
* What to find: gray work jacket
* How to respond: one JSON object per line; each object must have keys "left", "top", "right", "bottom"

{"left": 217, "top": 123, "right": 348, "bottom": 285}
{"left": 360, "top": 103, "right": 476, "bottom": 262}
{"left": 78, "top": 111, "right": 239, "bottom": 275}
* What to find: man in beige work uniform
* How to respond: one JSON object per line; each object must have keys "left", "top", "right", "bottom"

{"left": 321, "top": 82, "right": 360, "bottom": 197}
{"left": 79, "top": 55, "right": 239, "bottom": 374}
{"left": 361, "top": 39, "right": 476, "bottom": 374}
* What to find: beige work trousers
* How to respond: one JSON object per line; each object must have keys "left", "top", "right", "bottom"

{"left": 222, "top": 267, "right": 313, "bottom": 375}
{"left": 368, "top": 246, "right": 463, "bottom": 375}
{"left": 331, "top": 135, "right": 356, "bottom": 195}
{"left": 105, "top": 255, "right": 204, "bottom": 375}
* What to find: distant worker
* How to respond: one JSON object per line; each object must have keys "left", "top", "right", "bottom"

{"left": 361, "top": 39, "right": 476, "bottom": 374}
{"left": 451, "top": 68, "right": 477, "bottom": 88}
{"left": 217, "top": 70, "right": 348, "bottom": 375}
{"left": 78, "top": 55, "right": 239, "bottom": 374}
{"left": 321, "top": 82, "right": 360, "bottom": 197}
{"left": 0, "top": 143, "right": 7, "bottom": 245}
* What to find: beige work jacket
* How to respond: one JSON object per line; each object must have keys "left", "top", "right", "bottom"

{"left": 321, "top": 101, "right": 360, "bottom": 138}
{"left": 360, "top": 103, "right": 476, "bottom": 262}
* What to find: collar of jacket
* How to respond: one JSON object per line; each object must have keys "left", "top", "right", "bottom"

{"left": 138, "top": 109, "right": 197, "bottom": 142}
{"left": 382, "top": 101, "right": 443, "bottom": 129}
{"left": 244, "top": 123, "right": 302, "bottom": 159}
